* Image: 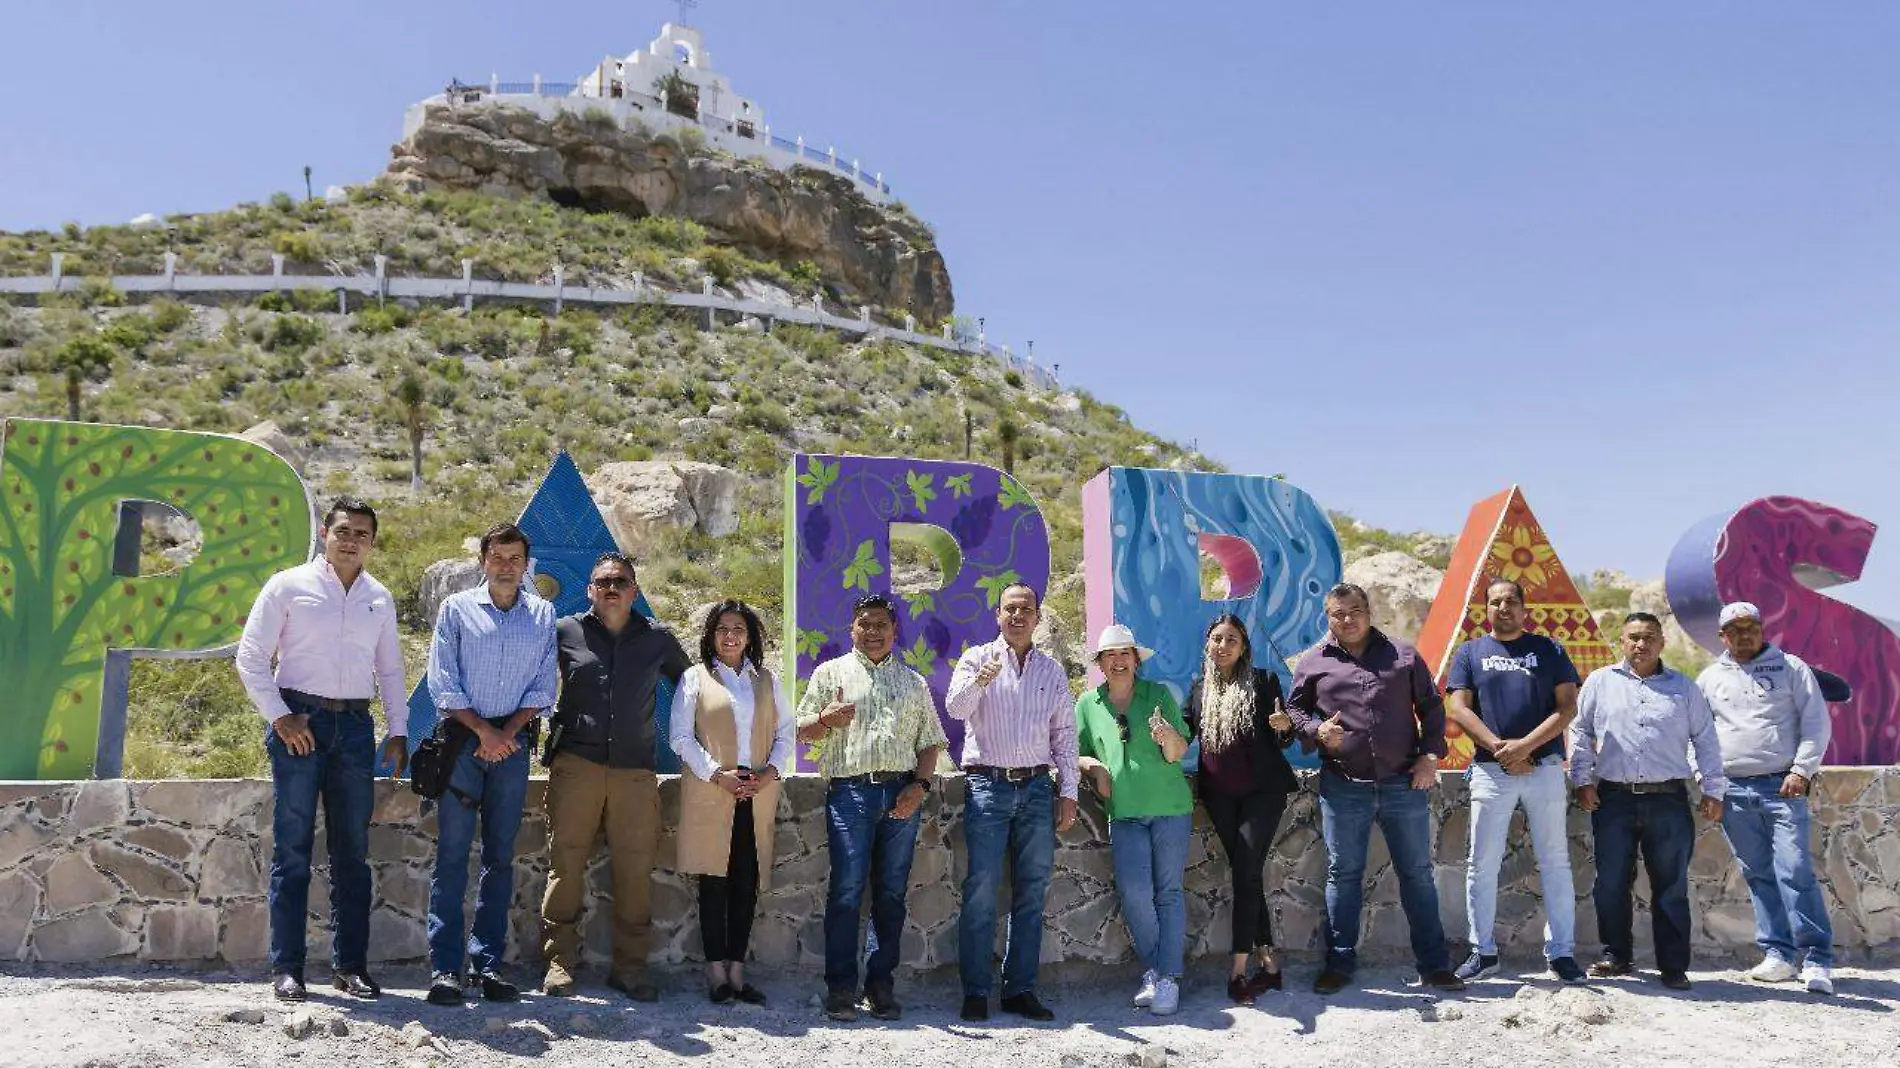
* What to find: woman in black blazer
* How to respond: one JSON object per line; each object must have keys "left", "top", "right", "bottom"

{"left": 1183, "top": 613, "right": 1300, "bottom": 1005}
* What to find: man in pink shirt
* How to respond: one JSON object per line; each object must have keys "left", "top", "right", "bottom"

{"left": 235, "top": 497, "right": 408, "bottom": 1004}
{"left": 945, "top": 583, "right": 1079, "bottom": 1022}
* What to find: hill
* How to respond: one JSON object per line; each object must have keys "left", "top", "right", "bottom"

{"left": 0, "top": 183, "right": 1216, "bottom": 776}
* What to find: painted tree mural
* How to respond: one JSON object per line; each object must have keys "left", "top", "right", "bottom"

{"left": 0, "top": 419, "right": 312, "bottom": 778}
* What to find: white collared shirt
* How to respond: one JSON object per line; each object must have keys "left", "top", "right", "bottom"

{"left": 234, "top": 558, "right": 408, "bottom": 734}
{"left": 668, "top": 659, "right": 795, "bottom": 781}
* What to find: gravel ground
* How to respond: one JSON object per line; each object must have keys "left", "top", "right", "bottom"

{"left": 2, "top": 958, "right": 1896, "bottom": 1068}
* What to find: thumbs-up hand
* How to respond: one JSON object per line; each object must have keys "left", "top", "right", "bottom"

{"left": 1267, "top": 698, "right": 1294, "bottom": 734}
{"left": 975, "top": 657, "right": 1003, "bottom": 687}
{"left": 821, "top": 687, "right": 856, "bottom": 729}
{"left": 1316, "top": 711, "right": 1346, "bottom": 752}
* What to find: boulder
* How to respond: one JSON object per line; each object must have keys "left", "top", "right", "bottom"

{"left": 386, "top": 104, "right": 954, "bottom": 323}
{"left": 1033, "top": 605, "right": 1081, "bottom": 679}
{"left": 237, "top": 420, "right": 307, "bottom": 476}
{"left": 1342, "top": 551, "right": 1444, "bottom": 642}
{"left": 418, "top": 558, "right": 484, "bottom": 625}
{"left": 587, "top": 460, "right": 740, "bottom": 556}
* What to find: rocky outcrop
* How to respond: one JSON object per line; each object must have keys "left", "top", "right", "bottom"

{"left": 586, "top": 460, "right": 740, "bottom": 558}
{"left": 386, "top": 104, "right": 953, "bottom": 322}
{"left": 1342, "top": 551, "right": 1445, "bottom": 642}
{"left": 417, "top": 558, "right": 483, "bottom": 625}
{"left": 237, "top": 420, "right": 306, "bottom": 477}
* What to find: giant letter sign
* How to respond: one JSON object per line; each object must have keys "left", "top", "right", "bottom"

{"left": 785, "top": 454, "right": 1050, "bottom": 771}
{"left": 1080, "top": 467, "right": 1340, "bottom": 768}
{"left": 0, "top": 418, "right": 312, "bottom": 778}
{"left": 1416, "top": 485, "right": 1616, "bottom": 769}
{"left": 1666, "top": 496, "right": 1899, "bottom": 765}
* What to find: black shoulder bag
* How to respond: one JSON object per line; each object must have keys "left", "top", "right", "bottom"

{"left": 409, "top": 717, "right": 474, "bottom": 800}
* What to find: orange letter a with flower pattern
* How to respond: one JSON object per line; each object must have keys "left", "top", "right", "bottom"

{"left": 1414, "top": 486, "right": 1616, "bottom": 769}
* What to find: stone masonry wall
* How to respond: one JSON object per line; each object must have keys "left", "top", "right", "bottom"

{"left": 1, "top": 770, "right": 1897, "bottom": 968}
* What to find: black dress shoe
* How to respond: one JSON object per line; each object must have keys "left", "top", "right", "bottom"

{"left": 960, "top": 995, "right": 989, "bottom": 1021}
{"left": 735, "top": 984, "right": 767, "bottom": 1005}
{"left": 332, "top": 970, "right": 382, "bottom": 998}
{"left": 1313, "top": 969, "right": 1352, "bottom": 995}
{"left": 1589, "top": 956, "right": 1636, "bottom": 979}
{"left": 710, "top": 982, "right": 735, "bottom": 1004}
{"left": 1659, "top": 971, "right": 1693, "bottom": 991}
{"left": 471, "top": 971, "right": 519, "bottom": 1002}
{"left": 1246, "top": 967, "right": 1283, "bottom": 995}
{"left": 272, "top": 972, "right": 306, "bottom": 1002}
{"left": 1000, "top": 992, "right": 1054, "bottom": 1021}
{"left": 426, "top": 973, "right": 465, "bottom": 1006}
{"left": 1419, "top": 970, "right": 1467, "bottom": 992}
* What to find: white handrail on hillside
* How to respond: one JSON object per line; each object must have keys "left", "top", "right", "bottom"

{"left": 0, "top": 258, "right": 1058, "bottom": 390}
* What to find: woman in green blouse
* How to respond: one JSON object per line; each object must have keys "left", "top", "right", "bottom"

{"left": 1076, "top": 623, "right": 1194, "bottom": 1016}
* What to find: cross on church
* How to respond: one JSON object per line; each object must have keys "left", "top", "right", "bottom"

{"left": 675, "top": 0, "right": 699, "bottom": 24}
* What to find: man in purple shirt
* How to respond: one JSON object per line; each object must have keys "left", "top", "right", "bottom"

{"left": 945, "top": 583, "right": 1079, "bottom": 1023}
{"left": 1287, "top": 583, "right": 1462, "bottom": 995}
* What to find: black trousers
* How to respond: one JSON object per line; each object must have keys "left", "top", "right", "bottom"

{"left": 1203, "top": 788, "right": 1288, "bottom": 955}
{"left": 1591, "top": 786, "right": 1695, "bottom": 974}
{"left": 698, "top": 799, "right": 760, "bottom": 963}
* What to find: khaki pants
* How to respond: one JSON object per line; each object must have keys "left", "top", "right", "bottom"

{"left": 540, "top": 752, "right": 660, "bottom": 979}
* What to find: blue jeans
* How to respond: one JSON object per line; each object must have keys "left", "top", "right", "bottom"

{"left": 1465, "top": 758, "right": 1575, "bottom": 958}
{"left": 1109, "top": 814, "right": 1191, "bottom": 978}
{"left": 427, "top": 726, "right": 532, "bottom": 976}
{"left": 1318, "top": 769, "right": 1449, "bottom": 975}
{"left": 1720, "top": 774, "right": 1834, "bottom": 968}
{"left": 824, "top": 779, "right": 923, "bottom": 992}
{"left": 1590, "top": 786, "right": 1694, "bottom": 974}
{"left": 267, "top": 701, "right": 376, "bottom": 975}
{"left": 958, "top": 775, "right": 1056, "bottom": 998}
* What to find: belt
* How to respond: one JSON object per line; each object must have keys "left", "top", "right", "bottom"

{"left": 1599, "top": 779, "right": 1686, "bottom": 795}
{"left": 966, "top": 764, "right": 1051, "bottom": 783}
{"left": 831, "top": 771, "right": 913, "bottom": 787}
{"left": 280, "top": 689, "right": 371, "bottom": 714}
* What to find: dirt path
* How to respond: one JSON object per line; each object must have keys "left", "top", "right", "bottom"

{"left": 2, "top": 959, "right": 1896, "bottom": 1068}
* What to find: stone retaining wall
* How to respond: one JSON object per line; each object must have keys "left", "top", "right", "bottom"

{"left": 2, "top": 770, "right": 1896, "bottom": 969}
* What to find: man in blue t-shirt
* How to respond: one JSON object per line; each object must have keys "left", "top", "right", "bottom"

{"left": 1445, "top": 579, "right": 1583, "bottom": 984}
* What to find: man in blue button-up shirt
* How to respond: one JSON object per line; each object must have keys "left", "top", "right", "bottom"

{"left": 423, "top": 522, "right": 559, "bottom": 1007}
{"left": 1568, "top": 612, "right": 1725, "bottom": 990}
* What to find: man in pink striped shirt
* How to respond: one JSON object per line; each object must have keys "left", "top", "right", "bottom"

{"left": 946, "top": 583, "right": 1079, "bottom": 1023}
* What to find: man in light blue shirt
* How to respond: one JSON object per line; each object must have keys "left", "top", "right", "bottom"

{"left": 423, "top": 522, "right": 559, "bottom": 1007}
{"left": 1569, "top": 611, "right": 1725, "bottom": 991}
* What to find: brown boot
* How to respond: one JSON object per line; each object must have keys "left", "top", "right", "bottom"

{"left": 542, "top": 961, "right": 577, "bottom": 997}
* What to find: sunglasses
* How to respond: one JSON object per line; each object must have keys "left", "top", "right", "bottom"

{"left": 590, "top": 576, "right": 633, "bottom": 590}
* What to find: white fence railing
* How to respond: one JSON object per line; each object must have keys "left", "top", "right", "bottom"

{"left": 0, "top": 254, "right": 1059, "bottom": 391}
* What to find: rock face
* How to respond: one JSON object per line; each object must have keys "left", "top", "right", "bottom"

{"left": 587, "top": 460, "right": 740, "bottom": 557}
{"left": 386, "top": 104, "right": 953, "bottom": 323}
{"left": 238, "top": 420, "right": 306, "bottom": 476}
{"left": 1342, "top": 551, "right": 1444, "bottom": 642}
{"left": 418, "top": 558, "right": 483, "bottom": 625}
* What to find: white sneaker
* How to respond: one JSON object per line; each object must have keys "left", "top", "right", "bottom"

{"left": 1801, "top": 964, "right": 1834, "bottom": 995}
{"left": 1149, "top": 977, "right": 1180, "bottom": 1016}
{"left": 1748, "top": 956, "right": 1797, "bottom": 983}
{"left": 1132, "top": 969, "right": 1158, "bottom": 1007}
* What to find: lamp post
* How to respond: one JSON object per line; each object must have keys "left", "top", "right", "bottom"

{"left": 303, "top": 166, "right": 312, "bottom": 202}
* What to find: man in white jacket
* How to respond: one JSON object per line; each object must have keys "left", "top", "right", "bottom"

{"left": 1695, "top": 602, "right": 1835, "bottom": 995}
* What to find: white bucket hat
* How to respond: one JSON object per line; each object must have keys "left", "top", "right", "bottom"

{"left": 1091, "top": 623, "right": 1155, "bottom": 662}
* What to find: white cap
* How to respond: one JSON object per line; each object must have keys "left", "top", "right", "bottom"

{"left": 1718, "top": 602, "right": 1762, "bottom": 628}
{"left": 1090, "top": 623, "right": 1155, "bottom": 662}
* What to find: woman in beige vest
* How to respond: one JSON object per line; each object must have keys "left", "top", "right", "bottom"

{"left": 668, "top": 599, "right": 795, "bottom": 1004}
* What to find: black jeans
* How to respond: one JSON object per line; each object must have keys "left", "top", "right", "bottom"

{"left": 1591, "top": 786, "right": 1694, "bottom": 974}
{"left": 698, "top": 799, "right": 760, "bottom": 963}
{"left": 1203, "top": 789, "right": 1287, "bottom": 955}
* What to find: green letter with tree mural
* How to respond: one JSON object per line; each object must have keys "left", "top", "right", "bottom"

{"left": 0, "top": 419, "right": 312, "bottom": 778}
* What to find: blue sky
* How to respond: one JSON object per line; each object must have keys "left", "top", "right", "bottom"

{"left": 4, "top": 1, "right": 1897, "bottom": 615}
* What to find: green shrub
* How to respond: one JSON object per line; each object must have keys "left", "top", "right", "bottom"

{"left": 78, "top": 278, "right": 124, "bottom": 308}
{"left": 264, "top": 315, "right": 325, "bottom": 352}
{"left": 354, "top": 305, "right": 413, "bottom": 335}
{"left": 254, "top": 291, "right": 292, "bottom": 312}
{"left": 273, "top": 230, "right": 326, "bottom": 263}
{"left": 148, "top": 299, "right": 191, "bottom": 333}
{"left": 269, "top": 191, "right": 297, "bottom": 212}
{"left": 1004, "top": 370, "right": 1024, "bottom": 389}
{"left": 101, "top": 314, "right": 157, "bottom": 354}
{"left": 291, "top": 287, "right": 336, "bottom": 314}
